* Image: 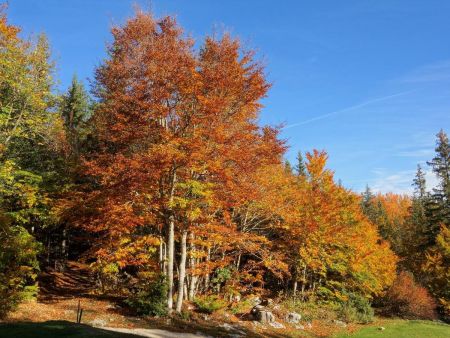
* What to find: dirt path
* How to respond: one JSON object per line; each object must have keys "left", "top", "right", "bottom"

{"left": 103, "top": 327, "right": 212, "bottom": 337}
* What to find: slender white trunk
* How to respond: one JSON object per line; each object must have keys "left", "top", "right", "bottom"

{"left": 167, "top": 217, "right": 175, "bottom": 310}
{"left": 188, "top": 233, "right": 197, "bottom": 300}
{"left": 176, "top": 230, "right": 188, "bottom": 313}
{"left": 167, "top": 171, "right": 176, "bottom": 310}
{"left": 204, "top": 246, "right": 211, "bottom": 291}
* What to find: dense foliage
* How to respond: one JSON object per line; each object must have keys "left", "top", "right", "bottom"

{"left": 0, "top": 7, "right": 448, "bottom": 324}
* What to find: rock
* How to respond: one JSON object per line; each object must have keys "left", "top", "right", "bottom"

{"left": 90, "top": 318, "right": 108, "bottom": 327}
{"left": 250, "top": 297, "right": 261, "bottom": 306}
{"left": 334, "top": 320, "right": 347, "bottom": 328}
{"left": 295, "top": 324, "right": 305, "bottom": 330}
{"left": 378, "top": 327, "right": 385, "bottom": 331}
{"left": 251, "top": 305, "right": 275, "bottom": 323}
{"left": 260, "top": 298, "right": 273, "bottom": 306}
{"left": 220, "top": 323, "right": 233, "bottom": 331}
{"left": 285, "top": 312, "right": 301, "bottom": 324}
{"left": 269, "top": 321, "right": 285, "bottom": 329}
{"left": 220, "top": 323, "right": 246, "bottom": 337}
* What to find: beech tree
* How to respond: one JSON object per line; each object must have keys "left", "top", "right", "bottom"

{"left": 77, "top": 10, "right": 284, "bottom": 311}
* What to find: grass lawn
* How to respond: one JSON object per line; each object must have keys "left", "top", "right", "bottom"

{"left": 0, "top": 321, "right": 140, "bottom": 338}
{"left": 336, "top": 319, "right": 450, "bottom": 338}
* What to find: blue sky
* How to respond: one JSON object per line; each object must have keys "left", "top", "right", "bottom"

{"left": 6, "top": 0, "right": 450, "bottom": 194}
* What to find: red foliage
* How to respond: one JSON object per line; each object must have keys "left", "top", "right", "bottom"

{"left": 384, "top": 271, "right": 437, "bottom": 320}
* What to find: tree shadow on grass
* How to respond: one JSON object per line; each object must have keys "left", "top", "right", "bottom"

{"left": 0, "top": 321, "right": 140, "bottom": 338}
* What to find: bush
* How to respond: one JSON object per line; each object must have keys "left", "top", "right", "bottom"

{"left": 0, "top": 214, "right": 41, "bottom": 319}
{"left": 194, "top": 295, "right": 227, "bottom": 314}
{"left": 383, "top": 271, "right": 436, "bottom": 320}
{"left": 125, "top": 274, "right": 168, "bottom": 316}
{"left": 339, "top": 292, "right": 374, "bottom": 323}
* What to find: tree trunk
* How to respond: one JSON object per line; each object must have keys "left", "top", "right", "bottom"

{"left": 204, "top": 246, "right": 211, "bottom": 291}
{"left": 293, "top": 280, "right": 298, "bottom": 297}
{"left": 167, "top": 215, "right": 175, "bottom": 310}
{"left": 166, "top": 170, "right": 177, "bottom": 310}
{"left": 176, "top": 230, "right": 188, "bottom": 313}
{"left": 188, "top": 233, "right": 198, "bottom": 300}
{"left": 61, "top": 228, "right": 67, "bottom": 261}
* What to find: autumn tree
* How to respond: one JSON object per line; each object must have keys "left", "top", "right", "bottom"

{"left": 0, "top": 7, "right": 62, "bottom": 316}
{"left": 74, "top": 10, "right": 284, "bottom": 312}
{"left": 284, "top": 151, "right": 397, "bottom": 301}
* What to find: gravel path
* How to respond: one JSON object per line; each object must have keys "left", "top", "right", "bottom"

{"left": 103, "top": 327, "right": 213, "bottom": 338}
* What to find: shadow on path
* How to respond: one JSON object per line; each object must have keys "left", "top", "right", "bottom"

{"left": 0, "top": 320, "right": 140, "bottom": 338}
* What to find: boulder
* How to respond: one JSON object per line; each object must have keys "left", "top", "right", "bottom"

{"left": 251, "top": 305, "right": 275, "bottom": 323}
{"left": 285, "top": 312, "right": 301, "bottom": 323}
{"left": 269, "top": 321, "right": 285, "bottom": 329}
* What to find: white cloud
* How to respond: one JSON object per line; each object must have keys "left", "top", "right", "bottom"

{"left": 369, "top": 168, "right": 439, "bottom": 195}
{"left": 396, "top": 149, "right": 434, "bottom": 157}
{"left": 397, "top": 59, "right": 450, "bottom": 84}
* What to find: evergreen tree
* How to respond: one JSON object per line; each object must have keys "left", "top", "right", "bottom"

{"left": 294, "top": 151, "right": 307, "bottom": 176}
{"left": 413, "top": 164, "right": 427, "bottom": 199}
{"left": 284, "top": 160, "right": 293, "bottom": 174}
{"left": 60, "top": 75, "right": 91, "bottom": 157}
{"left": 361, "top": 185, "right": 378, "bottom": 223}
{"left": 408, "top": 165, "right": 429, "bottom": 252}
{"left": 426, "top": 130, "right": 450, "bottom": 239}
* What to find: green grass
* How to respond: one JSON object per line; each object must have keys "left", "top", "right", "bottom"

{"left": 0, "top": 321, "right": 140, "bottom": 338}
{"left": 336, "top": 319, "right": 450, "bottom": 338}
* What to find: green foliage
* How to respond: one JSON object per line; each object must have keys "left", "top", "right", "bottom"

{"left": 212, "top": 267, "right": 232, "bottom": 285}
{"left": 0, "top": 212, "right": 41, "bottom": 318}
{"left": 193, "top": 295, "right": 227, "bottom": 314}
{"left": 125, "top": 274, "right": 168, "bottom": 316}
{"left": 339, "top": 292, "right": 374, "bottom": 324}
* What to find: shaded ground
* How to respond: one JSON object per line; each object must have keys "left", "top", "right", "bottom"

{"left": 0, "top": 321, "right": 146, "bottom": 338}
{"left": 38, "top": 261, "right": 96, "bottom": 301}
{"left": 3, "top": 262, "right": 301, "bottom": 337}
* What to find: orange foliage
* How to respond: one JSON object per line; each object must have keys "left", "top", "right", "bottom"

{"left": 384, "top": 271, "right": 437, "bottom": 320}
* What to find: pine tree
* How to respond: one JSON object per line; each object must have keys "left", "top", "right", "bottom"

{"left": 361, "top": 185, "right": 378, "bottom": 223}
{"left": 426, "top": 130, "right": 450, "bottom": 239}
{"left": 409, "top": 164, "right": 429, "bottom": 251}
{"left": 60, "top": 75, "right": 91, "bottom": 157}
{"left": 294, "top": 151, "right": 307, "bottom": 176}
{"left": 284, "top": 160, "right": 293, "bottom": 174}
{"left": 413, "top": 164, "right": 427, "bottom": 199}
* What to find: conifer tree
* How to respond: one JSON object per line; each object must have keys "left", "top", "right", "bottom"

{"left": 426, "top": 130, "right": 450, "bottom": 240}
{"left": 60, "top": 75, "right": 91, "bottom": 158}
{"left": 294, "top": 151, "right": 307, "bottom": 176}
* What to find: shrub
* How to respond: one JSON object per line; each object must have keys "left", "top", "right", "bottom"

{"left": 338, "top": 292, "right": 374, "bottom": 323}
{"left": 125, "top": 274, "right": 168, "bottom": 316}
{"left": 194, "top": 295, "right": 227, "bottom": 314}
{"left": 0, "top": 214, "right": 41, "bottom": 319}
{"left": 383, "top": 271, "right": 436, "bottom": 320}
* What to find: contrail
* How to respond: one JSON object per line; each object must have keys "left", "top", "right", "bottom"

{"left": 284, "top": 90, "right": 415, "bottom": 129}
